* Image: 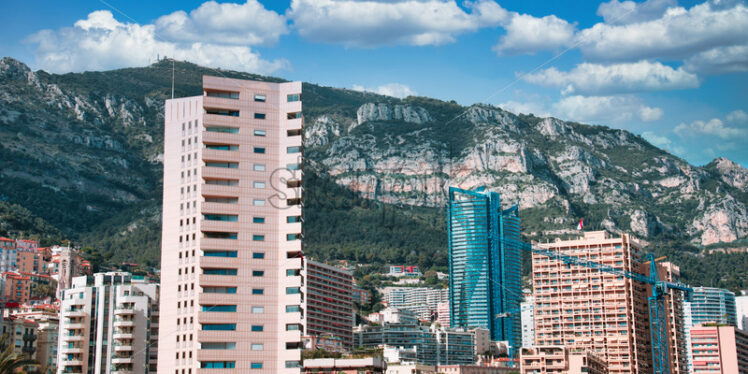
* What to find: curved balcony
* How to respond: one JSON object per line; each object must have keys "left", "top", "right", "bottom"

{"left": 114, "top": 307, "right": 135, "bottom": 316}
{"left": 114, "top": 344, "right": 133, "bottom": 352}
{"left": 113, "top": 320, "right": 135, "bottom": 328}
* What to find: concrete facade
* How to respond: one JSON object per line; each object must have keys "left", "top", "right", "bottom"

{"left": 519, "top": 346, "right": 608, "bottom": 374}
{"left": 689, "top": 323, "right": 748, "bottom": 373}
{"left": 56, "top": 272, "right": 159, "bottom": 374}
{"left": 304, "top": 260, "right": 354, "bottom": 349}
{"left": 533, "top": 231, "right": 651, "bottom": 374}
{"left": 383, "top": 287, "right": 449, "bottom": 320}
{"left": 158, "top": 76, "right": 304, "bottom": 373}
{"left": 520, "top": 296, "right": 534, "bottom": 349}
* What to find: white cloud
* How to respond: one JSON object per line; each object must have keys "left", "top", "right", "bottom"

{"left": 522, "top": 61, "right": 699, "bottom": 95}
{"left": 493, "top": 13, "right": 576, "bottom": 55}
{"left": 683, "top": 44, "right": 748, "bottom": 74}
{"left": 154, "top": 0, "right": 288, "bottom": 46}
{"left": 577, "top": 2, "right": 748, "bottom": 62}
{"left": 596, "top": 0, "right": 677, "bottom": 25}
{"left": 553, "top": 95, "right": 663, "bottom": 123}
{"left": 642, "top": 131, "right": 686, "bottom": 155}
{"left": 726, "top": 109, "right": 748, "bottom": 123}
{"left": 288, "top": 0, "right": 508, "bottom": 48}
{"left": 352, "top": 83, "right": 416, "bottom": 98}
{"left": 674, "top": 117, "right": 748, "bottom": 139}
{"left": 26, "top": 9, "right": 288, "bottom": 74}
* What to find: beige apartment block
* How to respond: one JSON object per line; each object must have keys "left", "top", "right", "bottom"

{"left": 690, "top": 323, "right": 748, "bottom": 374}
{"left": 532, "top": 231, "right": 652, "bottom": 374}
{"left": 158, "top": 76, "right": 304, "bottom": 373}
{"left": 519, "top": 346, "right": 608, "bottom": 374}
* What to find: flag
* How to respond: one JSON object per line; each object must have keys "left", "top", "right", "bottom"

{"left": 577, "top": 218, "right": 584, "bottom": 231}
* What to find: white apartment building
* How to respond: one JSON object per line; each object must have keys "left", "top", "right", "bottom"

{"left": 57, "top": 272, "right": 159, "bottom": 374}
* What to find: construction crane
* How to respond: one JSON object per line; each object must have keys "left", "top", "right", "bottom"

{"left": 498, "top": 238, "right": 692, "bottom": 374}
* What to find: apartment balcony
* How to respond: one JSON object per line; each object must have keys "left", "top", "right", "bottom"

{"left": 199, "top": 274, "right": 239, "bottom": 287}
{"left": 114, "top": 307, "right": 135, "bottom": 315}
{"left": 203, "top": 149, "right": 240, "bottom": 163}
{"left": 66, "top": 323, "right": 85, "bottom": 330}
{"left": 111, "top": 357, "right": 133, "bottom": 365}
{"left": 201, "top": 202, "right": 240, "bottom": 215}
{"left": 63, "top": 334, "right": 85, "bottom": 342}
{"left": 113, "top": 319, "right": 135, "bottom": 328}
{"left": 62, "top": 359, "right": 84, "bottom": 366}
{"left": 111, "top": 371, "right": 133, "bottom": 374}
{"left": 203, "top": 113, "right": 241, "bottom": 127}
{"left": 199, "top": 256, "right": 236, "bottom": 268}
{"left": 113, "top": 332, "right": 134, "bottom": 340}
{"left": 114, "top": 344, "right": 133, "bottom": 352}
{"left": 65, "top": 310, "right": 86, "bottom": 318}
{"left": 201, "top": 184, "right": 240, "bottom": 198}
{"left": 201, "top": 166, "right": 241, "bottom": 180}
{"left": 62, "top": 346, "right": 84, "bottom": 354}
{"left": 200, "top": 220, "right": 240, "bottom": 232}
{"left": 197, "top": 310, "right": 238, "bottom": 324}
{"left": 203, "top": 96, "right": 240, "bottom": 111}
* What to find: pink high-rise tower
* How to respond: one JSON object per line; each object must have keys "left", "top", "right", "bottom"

{"left": 158, "top": 76, "right": 304, "bottom": 373}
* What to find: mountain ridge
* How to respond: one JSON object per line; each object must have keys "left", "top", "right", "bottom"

{"left": 1, "top": 57, "right": 746, "bottom": 289}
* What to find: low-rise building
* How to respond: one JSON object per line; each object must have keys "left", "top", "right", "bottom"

{"left": 437, "top": 365, "right": 518, "bottom": 374}
{"left": 12, "top": 307, "right": 58, "bottom": 373}
{"left": 355, "top": 323, "right": 475, "bottom": 366}
{"left": 303, "top": 357, "right": 387, "bottom": 373}
{"left": 387, "top": 362, "right": 436, "bottom": 374}
{"left": 302, "top": 334, "right": 347, "bottom": 353}
{"left": 690, "top": 323, "right": 748, "bottom": 374}
{"left": 3, "top": 271, "right": 31, "bottom": 304}
{"left": 389, "top": 265, "right": 421, "bottom": 277}
{"left": 1, "top": 315, "right": 38, "bottom": 369}
{"left": 353, "top": 285, "right": 372, "bottom": 305}
{"left": 382, "top": 287, "right": 449, "bottom": 320}
{"left": 520, "top": 346, "right": 608, "bottom": 374}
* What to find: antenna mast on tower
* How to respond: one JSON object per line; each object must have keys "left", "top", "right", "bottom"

{"left": 171, "top": 59, "right": 175, "bottom": 100}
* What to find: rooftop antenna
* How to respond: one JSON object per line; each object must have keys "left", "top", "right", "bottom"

{"left": 171, "top": 58, "right": 175, "bottom": 100}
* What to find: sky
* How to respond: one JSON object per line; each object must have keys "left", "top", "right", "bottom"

{"left": 1, "top": 0, "right": 747, "bottom": 167}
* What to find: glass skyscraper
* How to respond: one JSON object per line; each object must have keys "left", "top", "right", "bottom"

{"left": 688, "top": 286, "right": 737, "bottom": 326}
{"left": 447, "top": 186, "right": 521, "bottom": 352}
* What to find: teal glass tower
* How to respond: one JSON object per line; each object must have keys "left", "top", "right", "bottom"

{"left": 447, "top": 187, "right": 521, "bottom": 353}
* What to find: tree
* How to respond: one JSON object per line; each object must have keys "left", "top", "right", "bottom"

{"left": 0, "top": 334, "right": 38, "bottom": 373}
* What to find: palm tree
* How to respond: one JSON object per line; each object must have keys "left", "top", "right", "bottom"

{"left": 0, "top": 334, "right": 38, "bottom": 373}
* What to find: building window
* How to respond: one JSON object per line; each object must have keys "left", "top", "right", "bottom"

{"left": 206, "top": 91, "right": 239, "bottom": 99}
{"left": 287, "top": 112, "right": 302, "bottom": 119}
{"left": 205, "top": 144, "right": 238, "bottom": 151}
{"left": 201, "top": 324, "right": 236, "bottom": 331}
{"left": 286, "top": 305, "right": 301, "bottom": 313}
{"left": 201, "top": 305, "right": 237, "bottom": 312}
{"left": 252, "top": 289, "right": 264, "bottom": 295}
{"left": 251, "top": 362, "right": 263, "bottom": 369}
{"left": 252, "top": 252, "right": 265, "bottom": 259}
{"left": 286, "top": 163, "right": 301, "bottom": 170}
{"left": 203, "top": 214, "right": 238, "bottom": 222}
{"left": 203, "top": 250, "right": 237, "bottom": 258}
{"left": 200, "top": 361, "right": 236, "bottom": 368}
{"left": 253, "top": 181, "right": 266, "bottom": 189}
{"left": 254, "top": 113, "right": 266, "bottom": 119}
{"left": 253, "top": 164, "right": 266, "bottom": 171}
{"left": 251, "top": 344, "right": 264, "bottom": 351}
{"left": 285, "top": 361, "right": 301, "bottom": 369}
{"left": 254, "top": 129, "right": 266, "bottom": 137}
{"left": 203, "top": 269, "right": 237, "bottom": 276}
{"left": 254, "top": 94, "right": 266, "bottom": 102}
{"left": 251, "top": 306, "right": 264, "bottom": 313}
{"left": 286, "top": 287, "right": 301, "bottom": 295}
{"left": 201, "top": 342, "right": 236, "bottom": 350}
{"left": 287, "top": 94, "right": 300, "bottom": 102}
{"left": 286, "top": 269, "right": 300, "bottom": 276}
{"left": 253, "top": 199, "right": 265, "bottom": 206}
{"left": 206, "top": 109, "right": 239, "bottom": 117}
{"left": 253, "top": 217, "right": 265, "bottom": 224}
{"left": 251, "top": 325, "right": 264, "bottom": 332}
{"left": 287, "top": 146, "right": 301, "bottom": 154}
{"left": 253, "top": 235, "right": 265, "bottom": 241}
{"left": 205, "top": 162, "right": 238, "bottom": 169}
{"left": 287, "top": 216, "right": 301, "bottom": 223}
{"left": 205, "top": 126, "right": 239, "bottom": 134}
{"left": 287, "top": 234, "right": 301, "bottom": 241}
{"left": 286, "top": 324, "right": 301, "bottom": 331}
{"left": 253, "top": 147, "right": 265, "bottom": 154}
{"left": 202, "top": 287, "right": 237, "bottom": 294}
{"left": 252, "top": 270, "right": 264, "bottom": 277}
{"left": 203, "top": 232, "right": 238, "bottom": 240}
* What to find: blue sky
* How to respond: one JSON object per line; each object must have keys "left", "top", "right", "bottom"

{"left": 1, "top": 0, "right": 747, "bottom": 166}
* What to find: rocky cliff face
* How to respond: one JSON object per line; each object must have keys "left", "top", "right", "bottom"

{"left": 305, "top": 100, "right": 748, "bottom": 245}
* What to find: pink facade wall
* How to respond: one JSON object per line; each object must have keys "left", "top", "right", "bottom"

{"left": 158, "top": 76, "right": 303, "bottom": 373}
